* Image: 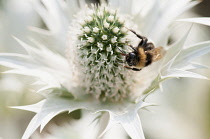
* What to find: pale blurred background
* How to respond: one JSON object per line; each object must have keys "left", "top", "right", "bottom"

{"left": 0, "top": 0, "right": 210, "bottom": 139}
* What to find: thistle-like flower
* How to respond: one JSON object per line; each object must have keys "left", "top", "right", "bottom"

{"left": 68, "top": 5, "right": 135, "bottom": 102}
{"left": 1, "top": 0, "right": 210, "bottom": 139}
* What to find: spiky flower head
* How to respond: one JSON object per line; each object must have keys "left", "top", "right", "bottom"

{"left": 68, "top": 5, "right": 136, "bottom": 102}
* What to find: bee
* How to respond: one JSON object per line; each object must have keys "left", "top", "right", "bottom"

{"left": 118, "top": 29, "right": 165, "bottom": 71}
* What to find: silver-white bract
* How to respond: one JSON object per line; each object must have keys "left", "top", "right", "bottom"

{"left": 0, "top": 0, "right": 210, "bottom": 139}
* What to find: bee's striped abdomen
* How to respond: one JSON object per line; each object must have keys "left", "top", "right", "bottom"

{"left": 145, "top": 53, "right": 153, "bottom": 66}
{"left": 136, "top": 47, "right": 147, "bottom": 67}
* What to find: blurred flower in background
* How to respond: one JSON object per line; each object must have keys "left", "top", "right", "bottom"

{"left": 0, "top": 0, "right": 210, "bottom": 139}
{"left": 0, "top": 0, "right": 42, "bottom": 139}
{"left": 0, "top": 0, "right": 41, "bottom": 52}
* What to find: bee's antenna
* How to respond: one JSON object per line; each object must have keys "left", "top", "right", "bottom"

{"left": 124, "top": 26, "right": 129, "bottom": 30}
{"left": 123, "top": 26, "right": 139, "bottom": 34}
{"left": 116, "top": 46, "right": 127, "bottom": 56}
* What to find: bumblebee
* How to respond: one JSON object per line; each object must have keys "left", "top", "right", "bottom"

{"left": 118, "top": 29, "right": 164, "bottom": 71}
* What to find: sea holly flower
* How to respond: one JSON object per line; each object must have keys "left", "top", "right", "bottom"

{"left": 0, "top": 0, "right": 210, "bottom": 139}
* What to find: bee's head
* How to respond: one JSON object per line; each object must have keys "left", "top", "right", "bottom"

{"left": 126, "top": 52, "right": 138, "bottom": 66}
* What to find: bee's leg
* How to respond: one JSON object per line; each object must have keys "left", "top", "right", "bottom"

{"left": 124, "top": 65, "right": 141, "bottom": 71}
{"left": 138, "top": 37, "right": 148, "bottom": 49}
{"left": 129, "top": 29, "right": 144, "bottom": 40}
{"left": 131, "top": 68, "right": 142, "bottom": 71}
{"left": 145, "top": 43, "right": 155, "bottom": 51}
{"left": 117, "top": 60, "right": 126, "bottom": 64}
{"left": 119, "top": 53, "right": 126, "bottom": 56}
{"left": 129, "top": 29, "right": 148, "bottom": 48}
{"left": 128, "top": 44, "right": 137, "bottom": 52}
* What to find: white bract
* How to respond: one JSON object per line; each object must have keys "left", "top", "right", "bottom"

{"left": 0, "top": 0, "right": 210, "bottom": 139}
{"left": 111, "top": 36, "right": 118, "bottom": 43}
{"left": 107, "top": 15, "right": 114, "bottom": 22}
{"left": 109, "top": 9, "right": 116, "bottom": 15}
{"left": 85, "top": 16, "right": 93, "bottom": 22}
{"left": 102, "top": 35, "right": 108, "bottom": 40}
{"left": 97, "top": 11, "right": 104, "bottom": 17}
{"left": 104, "top": 21, "right": 110, "bottom": 28}
{"left": 120, "top": 37, "right": 126, "bottom": 43}
{"left": 97, "top": 43, "right": 103, "bottom": 50}
{"left": 112, "top": 27, "right": 120, "bottom": 33}
{"left": 87, "top": 37, "right": 95, "bottom": 43}
{"left": 121, "top": 27, "right": 128, "bottom": 33}
{"left": 118, "top": 17, "right": 125, "bottom": 24}
{"left": 93, "top": 27, "right": 99, "bottom": 33}
{"left": 83, "top": 26, "right": 91, "bottom": 33}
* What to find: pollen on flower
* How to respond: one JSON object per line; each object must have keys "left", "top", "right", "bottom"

{"left": 69, "top": 5, "right": 135, "bottom": 102}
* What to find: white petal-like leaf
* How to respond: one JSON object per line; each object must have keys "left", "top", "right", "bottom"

{"left": 178, "top": 17, "right": 210, "bottom": 26}
{"left": 11, "top": 100, "right": 46, "bottom": 113}
{"left": 98, "top": 101, "right": 156, "bottom": 139}
{"left": 172, "top": 41, "right": 210, "bottom": 68}
{"left": 162, "top": 69, "right": 209, "bottom": 80}
{"left": 12, "top": 96, "right": 156, "bottom": 139}
{"left": 181, "top": 62, "right": 210, "bottom": 71}
{"left": 0, "top": 54, "right": 60, "bottom": 88}
{"left": 98, "top": 114, "right": 116, "bottom": 138}
{"left": 115, "top": 112, "right": 144, "bottom": 139}
{"left": 109, "top": 0, "right": 133, "bottom": 14}
{"left": 4, "top": 69, "right": 61, "bottom": 92}
{"left": 141, "top": 75, "right": 161, "bottom": 98}
{"left": 161, "top": 27, "right": 191, "bottom": 72}
{"left": 30, "top": 0, "right": 68, "bottom": 37}
{"left": 140, "top": 0, "right": 160, "bottom": 36}
{"left": 13, "top": 97, "right": 92, "bottom": 139}
{"left": 0, "top": 38, "right": 72, "bottom": 93}
{"left": 14, "top": 37, "right": 70, "bottom": 73}
{"left": 148, "top": 0, "right": 199, "bottom": 43}
{"left": 0, "top": 53, "right": 37, "bottom": 69}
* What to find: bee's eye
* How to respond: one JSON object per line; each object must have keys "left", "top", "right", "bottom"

{"left": 129, "top": 53, "right": 136, "bottom": 58}
{"left": 126, "top": 53, "right": 137, "bottom": 66}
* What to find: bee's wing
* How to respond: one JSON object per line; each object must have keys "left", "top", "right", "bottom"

{"left": 147, "top": 47, "right": 166, "bottom": 62}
